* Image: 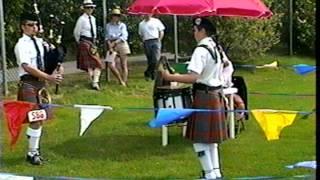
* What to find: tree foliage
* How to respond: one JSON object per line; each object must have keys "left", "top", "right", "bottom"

{"left": 294, "top": 0, "right": 315, "bottom": 53}
{"left": 1, "top": 0, "right": 315, "bottom": 67}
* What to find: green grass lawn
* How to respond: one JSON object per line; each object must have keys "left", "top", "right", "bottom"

{"left": 1, "top": 55, "right": 315, "bottom": 179}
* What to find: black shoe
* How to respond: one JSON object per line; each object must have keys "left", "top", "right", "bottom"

{"left": 26, "top": 153, "right": 43, "bottom": 165}
{"left": 150, "top": 73, "right": 155, "bottom": 80}
{"left": 144, "top": 72, "right": 151, "bottom": 81}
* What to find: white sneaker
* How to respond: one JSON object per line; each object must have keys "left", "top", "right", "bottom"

{"left": 92, "top": 82, "right": 100, "bottom": 90}
{"left": 213, "top": 168, "right": 222, "bottom": 178}
{"left": 205, "top": 171, "right": 216, "bottom": 179}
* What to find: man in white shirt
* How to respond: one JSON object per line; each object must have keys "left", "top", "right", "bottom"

{"left": 138, "top": 15, "right": 165, "bottom": 80}
{"left": 161, "top": 18, "right": 227, "bottom": 179}
{"left": 73, "top": 0, "right": 103, "bottom": 90}
{"left": 14, "top": 12, "right": 63, "bottom": 165}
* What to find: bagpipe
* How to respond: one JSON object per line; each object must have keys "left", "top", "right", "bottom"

{"left": 33, "top": 0, "right": 67, "bottom": 75}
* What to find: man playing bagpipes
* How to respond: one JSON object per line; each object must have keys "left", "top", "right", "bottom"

{"left": 14, "top": 12, "right": 64, "bottom": 165}
{"left": 73, "top": 0, "right": 103, "bottom": 90}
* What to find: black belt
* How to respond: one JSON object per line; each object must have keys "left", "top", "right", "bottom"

{"left": 20, "top": 75, "right": 40, "bottom": 81}
{"left": 80, "top": 36, "right": 94, "bottom": 42}
{"left": 144, "top": 38, "right": 158, "bottom": 42}
{"left": 193, "top": 83, "right": 222, "bottom": 91}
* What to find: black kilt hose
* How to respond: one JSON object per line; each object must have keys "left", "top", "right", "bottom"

{"left": 186, "top": 89, "right": 228, "bottom": 143}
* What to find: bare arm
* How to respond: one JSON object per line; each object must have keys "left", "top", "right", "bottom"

{"left": 162, "top": 70, "right": 199, "bottom": 84}
{"left": 159, "top": 31, "right": 164, "bottom": 41}
{"left": 22, "top": 63, "right": 63, "bottom": 84}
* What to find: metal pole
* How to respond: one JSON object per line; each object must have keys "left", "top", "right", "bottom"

{"left": 289, "top": 0, "right": 293, "bottom": 55}
{"left": 0, "top": 0, "right": 8, "bottom": 96}
{"left": 173, "top": 15, "right": 178, "bottom": 63}
{"left": 102, "top": 0, "right": 110, "bottom": 82}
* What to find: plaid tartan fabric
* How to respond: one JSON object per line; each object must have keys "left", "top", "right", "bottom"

{"left": 17, "top": 80, "right": 52, "bottom": 123}
{"left": 186, "top": 89, "right": 228, "bottom": 143}
{"left": 17, "top": 81, "right": 45, "bottom": 103}
{"left": 77, "top": 40, "right": 103, "bottom": 71}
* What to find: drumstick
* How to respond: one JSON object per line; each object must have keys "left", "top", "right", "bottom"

{"left": 55, "top": 63, "right": 61, "bottom": 94}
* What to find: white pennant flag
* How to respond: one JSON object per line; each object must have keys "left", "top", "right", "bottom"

{"left": 74, "top": 104, "right": 112, "bottom": 136}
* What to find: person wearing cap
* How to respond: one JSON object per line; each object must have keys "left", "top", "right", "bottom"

{"left": 138, "top": 15, "right": 165, "bottom": 81}
{"left": 73, "top": 0, "right": 103, "bottom": 90}
{"left": 105, "top": 7, "right": 131, "bottom": 86}
{"left": 14, "top": 12, "right": 64, "bottom": 165}
{"left": 161, "top": 17, "right": 227, "bottom": 179}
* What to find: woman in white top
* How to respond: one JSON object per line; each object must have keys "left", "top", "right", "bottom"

{"left": 105, "top": 7, "right": 131, "bottom": 86}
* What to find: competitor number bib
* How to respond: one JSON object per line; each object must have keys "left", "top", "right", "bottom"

{"left": 28, "top": 109, "right": 47, "bottom": 122}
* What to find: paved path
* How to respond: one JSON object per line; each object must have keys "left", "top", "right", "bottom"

{"left": 1, "top": 53, "right": 175, "bottom": 83}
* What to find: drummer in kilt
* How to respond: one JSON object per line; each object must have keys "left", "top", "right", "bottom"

{"left": 161, "top": 18, "right": 227, "bottom": 179}
{"left": 73, "top": 0, "right": 103, "bottom": 90}
{"left": 14, "top": 12, "right": 63, "bottom": 165}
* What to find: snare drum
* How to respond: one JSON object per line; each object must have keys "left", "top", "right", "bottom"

{"left": 154, "top": 86, "right": 192, "bottom": 109}
{"left": 153, "top": 86, "right": 192, "bottom": 118}
{"left": 154, "top": 86, "right": 192, "bottom": 146}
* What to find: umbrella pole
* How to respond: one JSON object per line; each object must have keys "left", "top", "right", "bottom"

{"left": 103, "top": 0, "right": 111, "bottom": 82}
{"left": 289, "top": 0, "right": 293, "bottom": 55}
{"left": 173, "top": 15, "right": 179, "bottom": 63}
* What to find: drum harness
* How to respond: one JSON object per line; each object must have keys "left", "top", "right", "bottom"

{"left": 193, "top": 44, "right": 224, "bottom": 94}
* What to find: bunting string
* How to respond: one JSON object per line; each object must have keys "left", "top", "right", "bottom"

{"left": 0, "top": 100, "right": 315, "bottom": 145}
{"left": 249, "top": 92, "right": 315, "bottom": 97}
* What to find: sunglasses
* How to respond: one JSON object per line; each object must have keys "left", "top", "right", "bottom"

{"left": 25, "top": 23, "right": 38, "bottom": 27}
{"left": 84, "top": 6, "right": 95, "bottom": 9}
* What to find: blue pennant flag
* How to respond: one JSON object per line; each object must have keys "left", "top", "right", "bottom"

{"left": 149, "top": 108, "right": 195, "bottom": 128}
{"left": 293, "top": 64, "right": 316, "bottom": 75}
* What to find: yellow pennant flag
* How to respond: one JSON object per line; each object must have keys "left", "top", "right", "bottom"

{"left": 251, "top": 109, "right": 298, "bottom": 141}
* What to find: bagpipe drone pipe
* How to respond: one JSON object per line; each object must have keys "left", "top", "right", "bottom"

{"left": 32, "top": 0, "right": 66, "bottom": 75}
{"left": 43, "top": 14, "right": 67, "bottom": 75}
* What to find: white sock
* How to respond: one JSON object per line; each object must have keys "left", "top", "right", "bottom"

{"left": 93, "top": 69, "right": 101, "bottom": 83}
{"left": 210, "top": 143, "right": 222, "bottom": 178}
{"left": 193, "top": 143, "right": 216, "bottom": 179}
{"left": 88, "top": 68, "right": 94, "bottom": 81}
{"left": 26, "top": 127, "right": 42, "bottom": 154}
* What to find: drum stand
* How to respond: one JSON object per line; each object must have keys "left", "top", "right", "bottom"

{"left": 162, "top": 122, "right": 187, "bottom": 146}
{"left": 223, "top": 87, "right": 238, "bottom": 139}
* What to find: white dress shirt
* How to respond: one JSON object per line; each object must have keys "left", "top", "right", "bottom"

{"left": 187, "top": 37, "right": 224, "bottom": 87}
{"left": 73, "top": 13, "right": 97, "bottom": 43}
{"left": 14, "top": 34, "right": 45, "bottom": 77}
{"left": 105, "top": 21, "right": 128, "bottom": 42}
{"left": 138, "top": 17, "right": 165, "bottom": 41}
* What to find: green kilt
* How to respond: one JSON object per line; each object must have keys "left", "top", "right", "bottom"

{"left": 186, "top": 89, "right": 228, "bottom": 143}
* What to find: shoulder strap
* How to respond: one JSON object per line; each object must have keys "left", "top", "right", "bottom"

{"left": 197, "top": 44, "right": 217, "bottom": 63}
